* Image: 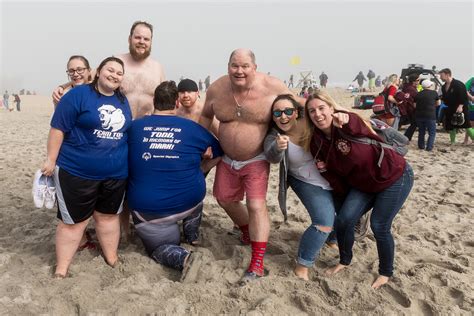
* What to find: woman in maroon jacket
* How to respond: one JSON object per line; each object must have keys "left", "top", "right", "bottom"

{"left": 303, "top": 91, "right": 414, "bottom": 289}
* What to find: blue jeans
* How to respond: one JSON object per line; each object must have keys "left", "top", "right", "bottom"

{"left": 416, "top": 119, "right": 436, "bottom": 151}
{"left": 288, "top": 175, "right": 337, "bottom": 267}
{"left": 335, "top": 164, "right": 414, "bottom": 277}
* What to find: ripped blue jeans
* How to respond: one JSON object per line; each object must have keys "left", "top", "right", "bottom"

{"left": 288, "top": 175, "right": 338, "bottom": 267}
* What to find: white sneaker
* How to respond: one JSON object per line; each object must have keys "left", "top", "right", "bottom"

{"left": 32, "top": 170, "right": 47, "bottom": 208}
{"left": 44, "top": 176, "right": 56, "bottom": 209}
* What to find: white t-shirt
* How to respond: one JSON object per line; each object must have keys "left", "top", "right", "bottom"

{"left": 287, "top": 141, "right": 332, "bottom": 190}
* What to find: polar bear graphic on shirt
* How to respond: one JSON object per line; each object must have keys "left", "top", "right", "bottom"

{"left": 98, "top": 104, "right": 126, "bottom": 132}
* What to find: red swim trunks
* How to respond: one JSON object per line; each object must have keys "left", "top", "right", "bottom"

{"left": 213, "top": 158, "right": 269, "bottom": 202}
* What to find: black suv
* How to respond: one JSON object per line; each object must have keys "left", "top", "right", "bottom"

{"left": 400, "top": 64, "right": 443, "bottom": 93}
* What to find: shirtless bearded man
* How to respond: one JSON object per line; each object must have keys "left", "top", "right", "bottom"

{"left": 199, "top": 48, "right": 299, "bottom": 281}
{"left": 53, "top": 21, "right": 165, "bottom": 119}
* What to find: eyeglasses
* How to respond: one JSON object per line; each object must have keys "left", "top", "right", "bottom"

{"left": 273, "top": 108, "right": 296, "bottom": 118}
{"left": 66, "top": 67, "right": 87, "bottom": 75}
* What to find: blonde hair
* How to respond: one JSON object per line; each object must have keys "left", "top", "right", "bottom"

{"left": 385, "top": 74, "right": 399, "bottom": 88}
{"left": 302, "top": 90, "right": 376, "bottom": 151}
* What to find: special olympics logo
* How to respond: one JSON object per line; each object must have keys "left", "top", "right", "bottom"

{"left": 142, "top": 152, "right": 152, "bottom": 161}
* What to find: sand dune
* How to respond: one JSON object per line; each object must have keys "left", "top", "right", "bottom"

{"left": 0, "top": 91, "right": 472, "bottom": 314}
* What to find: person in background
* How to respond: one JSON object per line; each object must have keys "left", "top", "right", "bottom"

{"left": 439, "top": 68, "right": 474, "bottom": 145}
{"left": 367, "top": 70, "right": 376, "bottom": 92}
{"left": 14, "top": 94, "right": 21, "bottom": 111}
{"left": 379, "top": 74, "right": 401, "bottom": 129}
{"left": 375, "top": 75, "right": 382, "bottom": 88}
{"left": 319, "top": 72, "right": 328, "bottom": 88}
{"left": 414, "top": 80, "right": 440, "bottom": 151}
{"left": 3, "top": 90, "right": 10, "bottom": 110}
{"left": 41, "top": 57, "right": 132, "bottom": 278}
{"left": 401, "top": 74, "right": 419, "bottom": 140}
{"left": 353, "top": 71, "right": 367, "bottom": 91}
{"left": 464, "top": 76, "right": 474, "bottom": 145}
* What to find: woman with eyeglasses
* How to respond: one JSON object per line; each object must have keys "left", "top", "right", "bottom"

{"left": 52, "top": 55, "right": 97, "bottom": 251}
{"left": 52, "top": 55, "right": 92, "bottom": 107}
{"left": 264, "top": 94, "right": 339, "bottom": 281}
{"left": 41, "top": 57, "right": 132, "bottom": 278}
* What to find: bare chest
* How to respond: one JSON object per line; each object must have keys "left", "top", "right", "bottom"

{"left": 213, "top": 93, "right": 273, "bottom": 124}
{"left": 121, "top": 67, "right": 162, "bottom": 97}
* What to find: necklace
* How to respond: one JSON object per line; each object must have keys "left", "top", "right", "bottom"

{"left": 231, "top": 83, "right": 252, "bottom": 117}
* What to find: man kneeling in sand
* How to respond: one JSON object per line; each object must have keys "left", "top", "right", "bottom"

{"left": 199, "top": 48, "right": 300, "bottom": 281}
{"left": 127, "top": 81, "right": 222, "bottom": 274}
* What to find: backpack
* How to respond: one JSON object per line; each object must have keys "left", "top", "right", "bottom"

{"left": 371, "top": 93, "right": 387, "bottom": 115}
{"left": 337, "top": 118, "right": 408, "bottom": 167}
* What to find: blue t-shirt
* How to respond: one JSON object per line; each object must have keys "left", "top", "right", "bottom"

{"left": 51, "top": 85, "right": 132, "bottom": 180}
{"left": 127, "top": 115, "right": 223, "bottom": 215}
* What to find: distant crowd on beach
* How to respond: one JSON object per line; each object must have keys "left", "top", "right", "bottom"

{"left": 27, "top": 20, "right": 472, "bottom": 290}
{"left": 288, "top": 68, "right": 474, "bottom": 148}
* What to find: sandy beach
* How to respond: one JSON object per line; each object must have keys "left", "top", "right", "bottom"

{"left": 0, "top": 90, "right": 472, "bottom": 315}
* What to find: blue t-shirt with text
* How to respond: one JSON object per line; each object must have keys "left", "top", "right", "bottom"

{"left": 127, "top": 115, "right": 223, "bottom": 216}
{"left": 51, "top": 85, "right": 132, "bottom": 180}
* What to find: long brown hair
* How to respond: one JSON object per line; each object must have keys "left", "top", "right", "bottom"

{"left": 302, "top": 90, "right": 375, "bottom": 151}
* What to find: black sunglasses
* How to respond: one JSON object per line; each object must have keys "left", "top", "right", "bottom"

{"left": 273, "top": 108, "right": 296, "bottom": 118}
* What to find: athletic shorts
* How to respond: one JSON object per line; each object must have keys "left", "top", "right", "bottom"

{"left": 213, "top": 159, "right": 269, "bottom": 202}
{"left": 54, "top": 167, "right": 126, "bottom": 224}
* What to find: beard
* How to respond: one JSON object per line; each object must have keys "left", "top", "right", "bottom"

{"left": 129, "top": 43, "right": 151, "bottom": 61}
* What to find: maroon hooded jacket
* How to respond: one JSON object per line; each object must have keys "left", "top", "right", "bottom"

{"left": 310, "top": 112, "right": 406, "bottom": 196}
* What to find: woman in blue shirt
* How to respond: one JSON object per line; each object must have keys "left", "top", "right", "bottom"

{"left": 41, "top": 57, "right": 132, "bottom": 278}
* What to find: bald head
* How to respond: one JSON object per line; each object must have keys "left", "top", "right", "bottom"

{"left": 229, "top": 48, "right": 256, "bottom": 65}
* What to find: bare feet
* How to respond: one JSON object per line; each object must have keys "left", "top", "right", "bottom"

{"left": 294, "top": 264, "right": 309, "bottom": 281}
{"left": 53, "top": 272, "right": 66, "bottom": 279}
{"left": 105, "top": 255, "right": 119, "bottom": 268}
{"left": 325, "top": 241, "right": 339, "bottom": 250}
{"left": 371, "top": 275, "right": 389, "bottom": 289}
{"left": 325, "top": 263, "right": 347, "bottom": 276}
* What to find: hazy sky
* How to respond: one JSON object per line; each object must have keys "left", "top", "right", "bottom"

{"left": 1, "top": 0, "right": 473, "bottom": 95}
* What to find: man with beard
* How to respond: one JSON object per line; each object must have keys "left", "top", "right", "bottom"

{"left": 176, "top": 78, "right": 218, "bottom": 135}
{"left": 117, "top": 21, "right": 166, "bottom": 118}
{"left": 199, "top": 48, "right": 300, "bottom": 282}
{"left": 53, "top": 21, "right": 165, "bottom": 119}
{"left": 176, "top": 79, "right": 205, "bottom": 123}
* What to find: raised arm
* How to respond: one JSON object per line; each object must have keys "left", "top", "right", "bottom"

{"left": 52, "top": 82, "right": 72, "bottom": 106}
{"left": 263, "top": 128, "right": 286, "bottom": 164}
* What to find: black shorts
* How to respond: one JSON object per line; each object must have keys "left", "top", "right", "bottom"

{"left": 54, "top": 167, "right": 126, "bottom": 224}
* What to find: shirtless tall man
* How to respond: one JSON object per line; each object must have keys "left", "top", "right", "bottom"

{"left": 53, "top": 21, "right": 165, "bottom": 119}
{"left": 199, "top": 48, "right": 298, "bottom": 281}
